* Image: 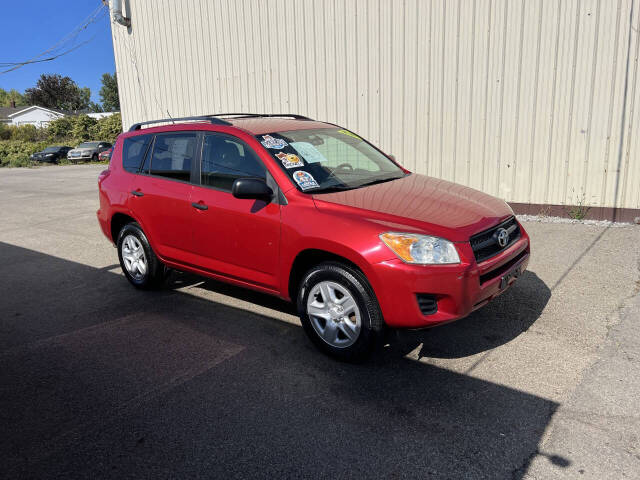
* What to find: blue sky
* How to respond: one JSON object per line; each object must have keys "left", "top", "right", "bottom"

{"left": 0, "top": 1, "right": 115, "bottom": 103}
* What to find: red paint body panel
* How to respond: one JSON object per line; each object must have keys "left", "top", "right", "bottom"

{"left": 128, "top": 176, "right": 194, "bottom": 260}
{"left": 97, "top": 118, "right": 531, "bottom": 329}
{"left": 311, "top": 173, "right": 514, "bottom": 241}
{"left": 189, "top": 184, "right": 281, "bottom": 289}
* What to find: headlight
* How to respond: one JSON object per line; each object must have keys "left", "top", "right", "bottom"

{"left": 380, "top": 232, "right": 460, "bottom": 264}
{"left": 45, "top": 153, "right": 53, "bottom": 156}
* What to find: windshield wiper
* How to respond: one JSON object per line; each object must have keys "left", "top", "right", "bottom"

{"left": 356, "top": 175, "right": 406, "bottom": 188}
{"left": 309, "top": 185, "right": 357, "bottom": 194}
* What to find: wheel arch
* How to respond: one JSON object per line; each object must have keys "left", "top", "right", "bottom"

{"left": 287, "top": 248, "right": 371, "bottom": 303}
{"left": 110, "top": 212, "right": 137, "bottom": 244}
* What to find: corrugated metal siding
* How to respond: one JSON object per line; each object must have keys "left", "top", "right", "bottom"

{"left": 110, "top": 0, "right": 640, "bottom": 209}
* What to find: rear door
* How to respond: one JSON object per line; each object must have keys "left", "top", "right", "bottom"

{"left": 190, "top": 132, "right": 281, "bottom": 289}
{"left": 128, "top": 132, "right": 198, "bottom": 261}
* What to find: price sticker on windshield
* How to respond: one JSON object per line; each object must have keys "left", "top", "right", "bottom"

{"left": 290, "top": 142, "right": 327, "bottom": 163}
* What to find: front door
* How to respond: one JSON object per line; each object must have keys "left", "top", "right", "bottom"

{"left": 190, "top": 132, "right": 281, "bottom": 289}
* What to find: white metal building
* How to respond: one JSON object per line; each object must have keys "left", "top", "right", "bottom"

{"left": 109, "top": 0, "right": 640, "bottom": 221}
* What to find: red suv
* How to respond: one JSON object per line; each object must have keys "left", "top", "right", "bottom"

{"left": 97, "top": 114, "right": 530, "bottom": 360}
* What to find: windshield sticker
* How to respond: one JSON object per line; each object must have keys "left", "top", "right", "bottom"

{"left": 292, "top": 170, "right": 319, "bottom": 190}
{"left": 275, "top": 152, "right": 304, "bottom": 169}
{"left": 261, "top": 135, "right": 288, "bottom": 149}
{"left": 337, "top": 129, "right": 361, "bottom": 140}
{"left": 290, "top": 141, "right": 327, "bottom": 163}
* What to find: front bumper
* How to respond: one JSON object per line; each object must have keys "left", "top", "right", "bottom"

{"left": 68, "top": 152, "right": 93, "bottom": 160}
{"left": 370, "top": 228, "right": 530, "bottom": 328}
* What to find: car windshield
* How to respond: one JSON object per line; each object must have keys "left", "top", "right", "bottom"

{"left": 77, "top": 142, "right": 99, "bottom": 148}
{"left": 257, "top": 128, "right": 407, "bottom": 193}
{"left": 43, "top": 147, "right": 60, "bottom": 152}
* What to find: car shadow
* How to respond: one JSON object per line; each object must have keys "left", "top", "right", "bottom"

{"left": 167, "top": 269, "right": 550, "bottom": 360}
{"left": 166, "top": 270, "right": 298, "bottom": 316}
{"left": 0, "top": 242, "right": 565, "bottom": 479}
{"left": 388, "top": 270, "right": 551, "bottom": 359}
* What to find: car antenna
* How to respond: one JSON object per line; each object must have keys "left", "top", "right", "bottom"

{"left": 167, "top": 109, "right": 175, "bottom": 124}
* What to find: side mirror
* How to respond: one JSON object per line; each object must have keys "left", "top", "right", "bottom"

{"left": 388, "top": 154, "right": 396, "bottom": 162}
{"left": 232, "top": 178, "right": 273, "bottom": 202}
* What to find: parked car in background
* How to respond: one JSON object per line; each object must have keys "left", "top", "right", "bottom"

{"left": 30, "top": 146, "right": 72, "bottom": 163}
{"left": 97, "top": 114, "right": 530, "bottom": 361}
{"left": 98, "top": 146, "right": 113, "bottom": 162}
{"left": 67, "top": 141, "right": 112, "bottom": 162}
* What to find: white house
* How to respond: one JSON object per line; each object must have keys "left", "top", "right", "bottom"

{"left": 8, "top": 106, "right": 66, "bottom": 128}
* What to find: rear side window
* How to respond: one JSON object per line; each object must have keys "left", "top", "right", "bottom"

{"left": 201, "top": 134, "right": 266, "bottom": 191}
{"left": 148, "top": 133, "right": 197, "bottom": 182}
{"left": 122, "top": 135, "right": 152, "bottom": 173}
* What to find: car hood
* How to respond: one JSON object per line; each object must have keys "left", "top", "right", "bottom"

{"left": 311, "top": 173, "right": 513, "bottom": 241}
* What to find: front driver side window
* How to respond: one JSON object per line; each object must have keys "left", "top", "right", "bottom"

{"left": 201, "top": 134, "right": 266, "bottom": 191}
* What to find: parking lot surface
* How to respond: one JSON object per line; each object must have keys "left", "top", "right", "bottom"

{"left": 1, "top": 165, "right": 639, "bottom": 479}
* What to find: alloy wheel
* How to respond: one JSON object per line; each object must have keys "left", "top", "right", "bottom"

{"left": 121, "top": 234, "right": 148, "bottom": 281}
{"left": 306, "top": 280, "right": 362, "bottom": 348}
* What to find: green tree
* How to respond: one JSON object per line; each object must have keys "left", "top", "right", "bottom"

{"left": 88, "top": 101, "right": 104, "bottom": 113}
{"left": 0, "top": 88, "right": 27, "bottom": 107}
{"left": 24, "top": 74, "right": 91, "bottom": 111}
{"left": 99, "top": 73, "right": 120, "bottom": 112}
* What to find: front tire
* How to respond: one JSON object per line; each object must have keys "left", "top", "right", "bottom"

{"left": 117, "top": 222, "right": 166, "bottom": 289}
{"left": 297, "top": 262, "right": 384, "bottom": 362}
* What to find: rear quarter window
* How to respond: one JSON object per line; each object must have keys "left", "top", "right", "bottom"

{"left": 122, "top": 135, "right": 152, "bottom": 173}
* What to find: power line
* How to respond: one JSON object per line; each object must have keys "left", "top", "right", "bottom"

{"left": 0, "top": 39, "right": 95, "bottom": 71}
{"left": 0, "top": 3, "right": 107, "bottom": 75}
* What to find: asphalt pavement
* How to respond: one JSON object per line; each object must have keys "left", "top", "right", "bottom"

{"left": 0, "top": 165, "right": 638, "bottom": 479}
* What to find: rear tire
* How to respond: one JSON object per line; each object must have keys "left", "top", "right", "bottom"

{"left": 117, "top": 222, "right": 166, "bottom": 289}
{"left": 92, "top": 153, "right": 98, "bottom": 162}
{"left": 297, "top": 261, "right": 384, "bottom": 362}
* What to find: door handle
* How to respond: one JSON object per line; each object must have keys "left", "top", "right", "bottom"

{"left": 131, "top": 190, "right": 144, "bottom": 197}
{"left": 191, "top": 202, "right": 208, "bottom": 211}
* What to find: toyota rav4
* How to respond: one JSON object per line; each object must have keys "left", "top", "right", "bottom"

{"left": 97, "top": 114, "right": 530, "bottom": 361}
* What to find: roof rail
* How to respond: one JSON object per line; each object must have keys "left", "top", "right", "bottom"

{"left": 128, "top": 115, "right": 232, "bottom": 132}
{"left": 211, "top": 113, "right": 314, "bottom": 121}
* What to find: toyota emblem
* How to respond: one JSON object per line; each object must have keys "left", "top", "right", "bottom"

{"left": 496, "top": 228, "right": 509, "bottom": 248}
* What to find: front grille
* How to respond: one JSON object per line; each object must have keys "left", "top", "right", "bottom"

{"left": 470, "top": 216, "right": 520, "bottom": 263}
{"left": 416, "top": 294, "right": 438, "bottom": 315}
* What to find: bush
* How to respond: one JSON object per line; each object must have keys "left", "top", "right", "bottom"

{"left": 0, "top": 123, "right": 49, "bottom": 142}
{"left": 71, "top": 114, "right": 98, "bottom": 142}
{"left": 48, "top": 113, "right": 122, "bottom": 144}
{"left": 0, "top": 140, "right": 48, "bottom": 167}
{"left": 0, "top": 112, "right": 123, "bottom": 167}
{"left": 91, "top": 113, "right": 122, "bottom": 144}
{"left": 46, "top": 116, "right": 74, "bottom": 141}
{"left": 12, "top": 124, "right": 47, "bottom": 142}
{"left": 0, "top": 123, "right": 11, "bottom": 140}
